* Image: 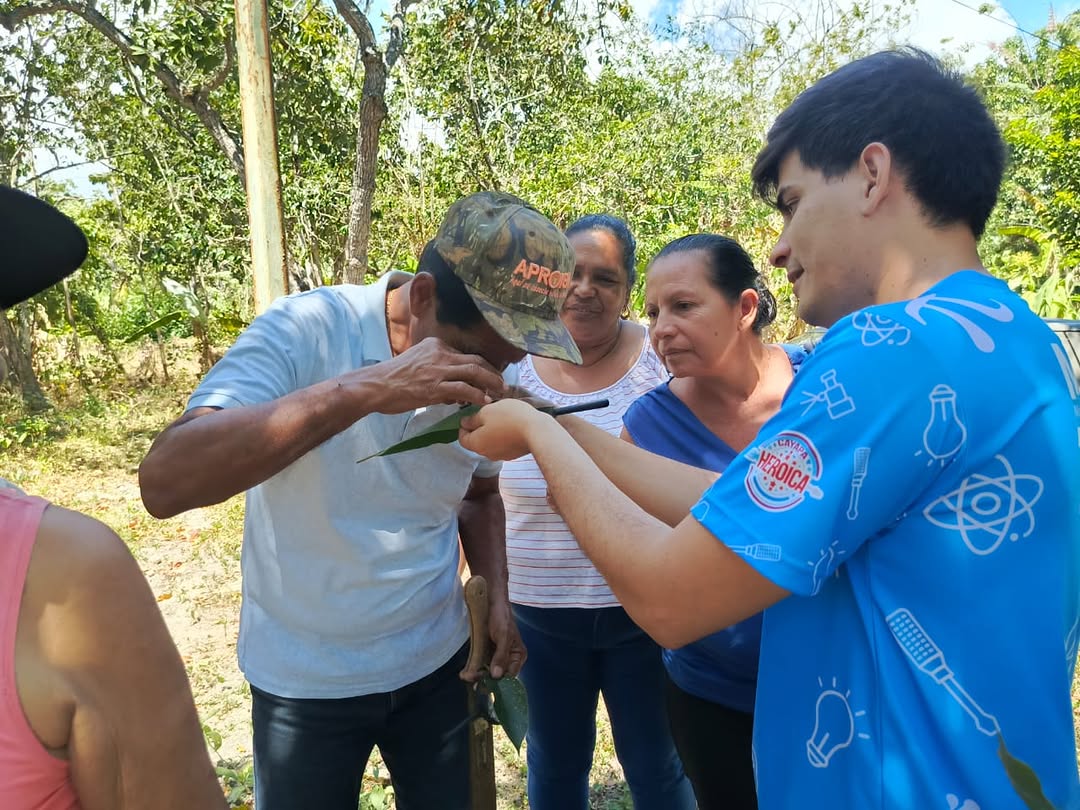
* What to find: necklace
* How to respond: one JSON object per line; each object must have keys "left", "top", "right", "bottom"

{"left": 578, "top": 320, "right": 623, "bottom": 368}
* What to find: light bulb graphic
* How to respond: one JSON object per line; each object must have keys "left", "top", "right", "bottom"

{"left": 922, "top": 384, "right": 966, "bottom": 464}
{"left": 806, "top": 689, "right": 854, "bottom": 768}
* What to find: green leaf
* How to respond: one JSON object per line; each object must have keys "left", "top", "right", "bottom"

{"left": 998, "top": 225, "right": 1052, "bottom": 245}
{"left": 356, "top": 406, "right": 480, "bottom": 462}
{"left": 123, "top": 309, "right": 187, "bottom": 343}
{"left": 162, "top": 276, "right": 204, "bottom": 319}
{"left": 998, "top": 734, "right": 1058, "bottom": 810}
{"left": 201, "top": 722, "right": 223, "bottom": 752}
{"left": 485, "top": 674, "right": 528, "bottom": 753}
{"left": 212, "top": 314, "right": 249, "bottom": 337}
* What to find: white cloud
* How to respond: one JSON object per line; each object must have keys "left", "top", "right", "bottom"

{"left": 900, "top": 0, "right": 1016, "bottom": 66}
{"left": 642, "top": 0, "right": 1021, "bottom": 66}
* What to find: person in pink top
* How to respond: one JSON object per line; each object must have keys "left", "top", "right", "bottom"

{"left": 0, "top": 186, "right": 226, "bottom": 809}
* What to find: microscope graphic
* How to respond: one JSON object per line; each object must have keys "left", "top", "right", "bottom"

{"left": 801, "top": 370, "right": 856, "bottom": 419}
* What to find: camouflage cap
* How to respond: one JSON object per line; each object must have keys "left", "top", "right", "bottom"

{"left": 433, "top": 191, "right": 582, "bottom": 364}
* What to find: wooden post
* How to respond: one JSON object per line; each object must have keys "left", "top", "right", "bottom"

{"left": 234, "top": 0, "right": 288, "bottom": 314}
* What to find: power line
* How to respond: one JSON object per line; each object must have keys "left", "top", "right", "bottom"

{"left": 944, "top": 0, "right": 1073, "bottom": 52}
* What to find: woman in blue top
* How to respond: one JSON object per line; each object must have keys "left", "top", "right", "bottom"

{"left": 622, "top": 234, "right": 807, "bottom": 810}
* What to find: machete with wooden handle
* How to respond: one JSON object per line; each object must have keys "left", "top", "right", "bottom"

{"left": 464, "top": 575, "right": 497, "bottom": 810}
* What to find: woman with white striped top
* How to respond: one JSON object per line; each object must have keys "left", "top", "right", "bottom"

{"left": 500, "top": 215, "right": 694, "bottom": 810}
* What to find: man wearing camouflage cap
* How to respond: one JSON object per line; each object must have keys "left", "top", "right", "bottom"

{"left": 139, "top": 191, "right": 581, "bottom": 810}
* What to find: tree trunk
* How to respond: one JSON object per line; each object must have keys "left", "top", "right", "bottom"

{"left": 331, "top": 0, "right": 417, "bottom": 285}
{"left": 341, "top": 56, "right": 388, "bottom": 284}
{"left": 0, "top": 308, "right": 50, "bottom": 412}
{"left": 62, "top": 278, "right": 84, "bottom": 373}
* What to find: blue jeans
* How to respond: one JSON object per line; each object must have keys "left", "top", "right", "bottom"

{"left": 250, "top": 644, "right": 470, "bottom": 810}
{"left": 514, "top": 604, "right": 695, "bottom": 810}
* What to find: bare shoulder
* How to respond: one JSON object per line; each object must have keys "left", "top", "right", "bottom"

{"left": 28, "top": 506, "right": 226, "bottom": 808}
{"left": 30, "top": 505, "right": 149, "bottom": 612}
{"left": 29, "top": 505, "right": 171, "bottom": 671}
{"left": 35, "top": 503, "right": 133, "bottom": 562}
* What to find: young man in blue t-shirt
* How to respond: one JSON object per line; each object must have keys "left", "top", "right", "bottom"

{"left": 458, "top": 50, "right": 1080, "bottom": 809}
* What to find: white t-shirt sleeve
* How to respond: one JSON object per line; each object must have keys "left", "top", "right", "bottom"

{"left": 187, "top": 291, "right": 336, "bottom": 412}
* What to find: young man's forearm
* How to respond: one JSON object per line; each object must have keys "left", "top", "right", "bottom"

{"left": 522, "top": 417, "right": 676, "bottom": 623}
{"left": 522, "top": 416, "right": 788, "bottom": 647}
{"left": 139, "top": 373, "right": 382, "bottom": 519}
{"left": 558, "top": 416, "right": 718, "bottom": 526}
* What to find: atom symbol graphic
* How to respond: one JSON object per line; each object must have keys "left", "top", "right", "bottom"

{"left": 923, "top": 454, "right": 1044, "bottom": 556}
{"left": 852, "top": 312, "right": 911, "bottom": 347}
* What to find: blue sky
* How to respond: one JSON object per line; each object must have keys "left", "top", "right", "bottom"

{"left": 644, "top": 0, "right": 1077, "bottom": 49}
{"left": 1000, "top": 0, "right": 1079, "bottom": 31}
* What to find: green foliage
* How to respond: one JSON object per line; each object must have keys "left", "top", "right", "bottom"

{"left": 0, "top": 411, "right": 56, "bottom": 450}
{"left": 203, "top": 722, "right": 254, "bottom": 807}
{"left": 358, "top": 766, "right": 395, "bottom": 810}
{"left": 974, "top": 12, "right": 1080, "bottom": 317}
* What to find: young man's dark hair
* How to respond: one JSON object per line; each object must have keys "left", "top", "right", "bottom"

{"left": 751, "top": 48, "right": 1006, "bottom": 237}
{"left": 418, "top": 240, "right": 485, "bottom": 330}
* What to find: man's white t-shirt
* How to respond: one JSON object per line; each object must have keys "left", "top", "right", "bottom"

{"left": 188, "top": 271, "right": 515, "bottom": 698}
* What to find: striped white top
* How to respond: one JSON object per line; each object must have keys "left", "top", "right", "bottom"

{"left": 502, "top": 331, "right": 668, "bottom": 608}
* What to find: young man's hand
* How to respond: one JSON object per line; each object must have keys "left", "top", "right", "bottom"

{"left": 458, "top": 398, "right": 552, "bottom": 461}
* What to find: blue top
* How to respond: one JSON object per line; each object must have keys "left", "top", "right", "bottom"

{"left": 623, "top": 344, "right": 808, "bottom": 714}
{"left": 691, "top": 271, "right": 1080, "bottom": 809}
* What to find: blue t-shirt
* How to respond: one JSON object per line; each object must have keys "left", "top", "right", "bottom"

{"left": 692, "top": 271, "right": 1080, "bottom": 809}
{"left": 623, "top": 344, "right": 808, "bottom": 714}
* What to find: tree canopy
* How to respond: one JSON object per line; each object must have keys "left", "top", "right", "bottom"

{"left": 1, "top": 0, "right": 1077, "bottom": 407}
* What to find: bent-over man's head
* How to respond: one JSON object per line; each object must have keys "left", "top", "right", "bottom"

{"left": 421, "top": 191, "right": 582, "bottom": 365}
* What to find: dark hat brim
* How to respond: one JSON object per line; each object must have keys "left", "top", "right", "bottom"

{"left": 466, "top": 284, "right": 583, "bottom": 365}
{"left": 1, "top": 186, "right": 88, "bottom": 309}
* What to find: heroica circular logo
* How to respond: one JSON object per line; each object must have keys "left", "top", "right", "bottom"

{"left": 745, "top": 431, "right": 824, "bottom": 511}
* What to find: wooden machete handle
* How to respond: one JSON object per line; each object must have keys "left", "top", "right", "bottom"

{"left": 464, "top": 575, "right": 491, "bottom": 676}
